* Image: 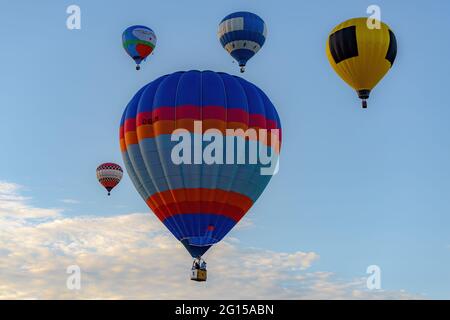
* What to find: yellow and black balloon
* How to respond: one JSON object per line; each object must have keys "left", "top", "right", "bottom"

{"left": 326, "top": 18, "right": 397, "bottom": 108}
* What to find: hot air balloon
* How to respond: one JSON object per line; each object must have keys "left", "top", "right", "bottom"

{"left": 218, "top": 12, "right": 267, "bottom": 73}
{"left": 120, "top": 70, "right": 281, "bottom": 280}
{"left": 122, "top": 25, "right": 157, "bottom": 70}
{"left": 96, "top": 163, "right": 123, "bottom": 196}
{"left": 326, "top": 17, "right": 397, "bottom": 108}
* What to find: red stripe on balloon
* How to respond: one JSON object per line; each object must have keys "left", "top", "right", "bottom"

{"left": 145, "top": 188, "right": 253, "bottom": 222}
{"left": 131, "top": 105, "right": 280, "bottom": 129}
{"left": 148, "top": 201, "right": 246, "bottom": 222}
{"left": 119, "top": 125, "right": 125, "bottom": 139}
{"left": 124, "top": 118, "right": 136, "bottom": 132}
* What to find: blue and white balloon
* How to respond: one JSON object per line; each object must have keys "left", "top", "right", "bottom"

{"left": 218, "top": 12, "right": 267, "bottom": 72}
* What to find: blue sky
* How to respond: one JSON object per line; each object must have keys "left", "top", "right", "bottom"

{"left": 1, "top": 0, "right": 450, "bottom": 299}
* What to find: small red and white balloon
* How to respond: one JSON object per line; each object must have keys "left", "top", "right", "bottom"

{"left": 96, "top": 163, "right": 123, "bottom": 196}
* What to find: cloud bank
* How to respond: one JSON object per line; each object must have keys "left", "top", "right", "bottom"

{"left": 0, "top": 181, "right": 421, "bottom": 299}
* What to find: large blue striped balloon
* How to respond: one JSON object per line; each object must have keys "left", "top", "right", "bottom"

{"left": 218, "top": 12, "right": 267, "bottom": 73}
{"left": 120, "top": 70, "right": 281, "bottom": 258}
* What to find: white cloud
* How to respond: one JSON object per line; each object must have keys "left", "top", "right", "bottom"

{"left": 60, "top": 199, "right": 80, "bottom": 204}
{"left": 0, "top": 181, "right": 61, "bottom": 219}
{"left": 0, "top": 181, "right": 423, "bottom": 299}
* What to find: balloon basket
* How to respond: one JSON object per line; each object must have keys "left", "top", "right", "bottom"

{"left": 190, "top": 269, "right": 207, "bottom": 282}
{"left": 362, "top": 100, "right": 367, "bottom": 108}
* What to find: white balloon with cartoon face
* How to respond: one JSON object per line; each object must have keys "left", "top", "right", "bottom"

{"left": 132, "top": 27, "right": 157, "bottom": 44}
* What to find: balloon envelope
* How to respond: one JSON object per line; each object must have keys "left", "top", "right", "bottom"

{"left": 218, "top": 12, "right": 267, "bottom": 72}
{"left": 96, "top": 163, "right": 123, "bottom": 195}
{"left": 122, "top": 25, "right": 157, "bottom": 69}
{"left": 326, "top": 17, "right": 397, "bottom": 106}
{"left": 120, "top": 70, "right": 281, "bottom": 257}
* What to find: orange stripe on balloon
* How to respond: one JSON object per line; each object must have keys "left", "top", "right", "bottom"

{"left": 124, "top": 131, "right": 138, "bottom": 146}
{"left": 153, "top": 120, "right": 176, "bottom": 136}
{"left": 120, "top": 138, "right": 127, "bottom": 152}
{"left": 137, "top": 124, "right": 155, "bottom": 139}
{"left": 132, "top": 119, "right": 281, "bottom": 150}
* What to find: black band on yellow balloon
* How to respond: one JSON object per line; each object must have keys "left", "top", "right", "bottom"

{"left": 386, "top": 30, "right": 397, "bottom": 65}
{"left": 328, "top": 26, "right": 358, "bottom": 64}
